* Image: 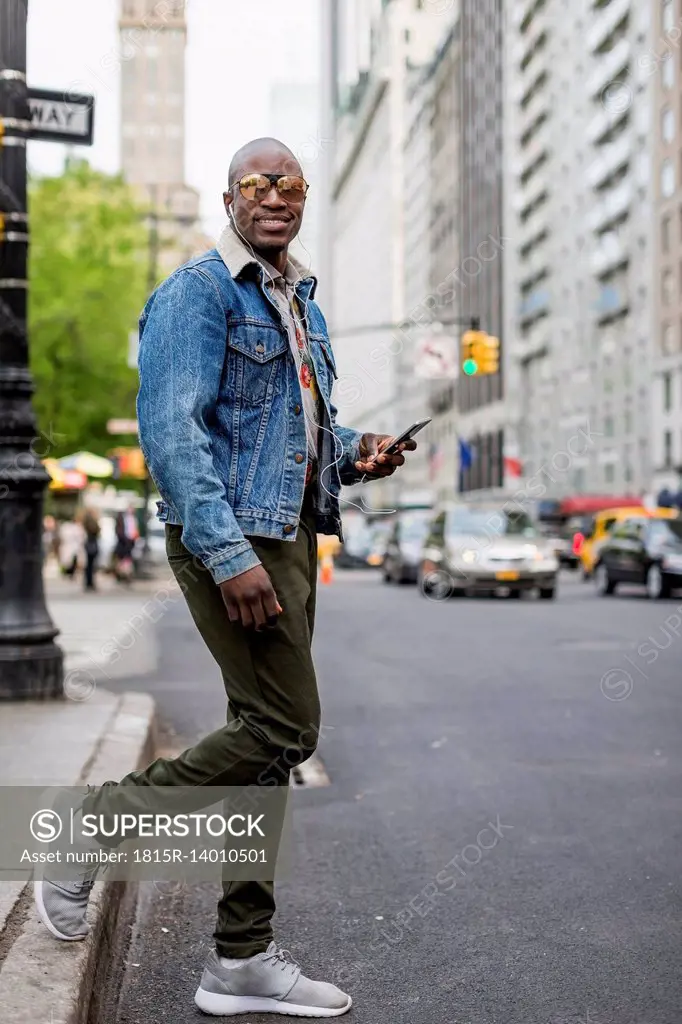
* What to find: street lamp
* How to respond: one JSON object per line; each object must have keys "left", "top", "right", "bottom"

{"left": 0, "top": 0, "right": 63, "bottom": 698}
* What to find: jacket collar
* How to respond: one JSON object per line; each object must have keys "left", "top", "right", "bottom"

{"left": 216, "top": 224, "right": 316, "bottom": 292}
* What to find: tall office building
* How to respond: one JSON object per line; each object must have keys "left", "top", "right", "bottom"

{"left": 653, "top": 0, "right": 682, "bottom": 496}
{"left": 325, "top": 0, "right": 453, "bottom": 506}
{"left": 119, "top": 0, "right": 209, "bottom": 275}
{"left": 416, "top": 21, "right": 462, "bottom": 500}
{"left": 505, "top": 0, "right": 655, "bottom": 500}
{"left": 398, "top": 1, "right": 507, "bottom": 502}
{"left": 447, "top": 0, "right": 506, "bottom": 497}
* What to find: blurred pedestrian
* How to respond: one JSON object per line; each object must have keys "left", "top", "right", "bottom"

{"left": 113, "top": 505, "right": 138, "bottom": 582}
{"left": 58, "top": 516, "right": 84, "bottom": 579}
{"left": 42, "top": 514, "right": 58, "bottom": 564}
{"left": 82, "top": 507, "right": 101, "bottom": 591}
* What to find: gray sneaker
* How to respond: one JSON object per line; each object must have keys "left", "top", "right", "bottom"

{"left": 34, "top": 801, "right": 100, "bottom": 941}
{"left": 194, "top": 943, "right": 352, "bottom": 1017}
{"left": 34, "top": 872, "right": 97, "bottom": 941}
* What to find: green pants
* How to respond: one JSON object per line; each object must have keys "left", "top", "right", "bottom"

{"left": 93, "top": 492, "right": 320, "bottom": 957}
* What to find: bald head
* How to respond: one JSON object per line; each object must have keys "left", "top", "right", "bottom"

{"left": 223, "top": 137, "right": 307, "bottom": 267}
{"left": 228, "top": 137, "right": 302, "bottom": 189}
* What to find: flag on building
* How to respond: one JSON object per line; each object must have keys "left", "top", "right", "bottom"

{"left": 458, "top": 438, "right": 474, "bottom": 471}
{"left": 504, "top": 456, "right": 523, "bottom": 478}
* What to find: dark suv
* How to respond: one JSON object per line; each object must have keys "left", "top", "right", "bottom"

{"left": 596, "top": 517, "right": 682, "bottom": 599}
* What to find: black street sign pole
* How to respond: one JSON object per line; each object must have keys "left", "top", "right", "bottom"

{"left": 0, "top": 0, "right": 63, "bottom": 698}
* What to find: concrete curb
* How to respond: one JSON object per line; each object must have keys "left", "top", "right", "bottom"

{"left": 0, "top": 691, "right": 156, "bottom": 1024}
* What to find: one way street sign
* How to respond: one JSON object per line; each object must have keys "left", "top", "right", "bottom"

{"left": 27, "top": 87, "right": 94, "bottom": 145}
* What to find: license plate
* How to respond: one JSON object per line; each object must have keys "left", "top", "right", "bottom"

{"left": 496, "top": 570, "right": 520, "bottom": 581}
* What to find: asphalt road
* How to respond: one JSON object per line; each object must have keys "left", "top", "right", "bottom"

{"left": 108, "top": 569, "right": 682, "bottom": 1024}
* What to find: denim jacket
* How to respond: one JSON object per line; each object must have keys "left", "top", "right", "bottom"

{"left": 136, "top": 231, "right": 364, "bottom": 585}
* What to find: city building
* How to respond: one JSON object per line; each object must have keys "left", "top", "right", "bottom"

{"left": 119, "top": 0, "right": 210, "bottom": 276}
{"left": 417, "top": 0, "right": 509, "bottom": 501}
{"left": 399, "top": 0, "right": 508, "bottom": 503}
{"left": 416, "top": 20, "right": 462, "bottom": 500}
{"left": 324, "top": 0, "right": 454, "bottom": 507}
{"left": 505, "top": 0, "right": 656, "bottom": 501}
{"left": 653, "top": 0, "right": 682, "bottom": 497}
{"left": 397, "top": 35, "right": 439, "bottom": 497}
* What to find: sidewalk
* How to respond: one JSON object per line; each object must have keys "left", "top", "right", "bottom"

{"left": 0, "top": 574, "right": 161, "bottom": 1023}
{"left": 45, "top": 567, "right": 174, "bottom": 692}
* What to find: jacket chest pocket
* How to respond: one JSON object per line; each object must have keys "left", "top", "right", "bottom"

{"left": 226, "top": 324, "right": 289, "bottom": 404}
{"left": 309, "top": 334, "right": 337, "bottom": 399}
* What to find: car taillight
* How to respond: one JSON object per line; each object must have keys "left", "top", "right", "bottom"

{"left": 572, "top": 532, "right": 584, "bottom": 556}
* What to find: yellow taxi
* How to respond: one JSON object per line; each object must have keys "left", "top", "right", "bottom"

{"left": 579, "top": 506, "right": 679, "bottom": 578}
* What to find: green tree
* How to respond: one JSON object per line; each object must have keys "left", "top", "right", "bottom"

{"left": 29, "top": 161, "right": 149, "bottom": 459}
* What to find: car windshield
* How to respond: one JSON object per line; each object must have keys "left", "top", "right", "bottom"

{"left": 560, "top": 516, "right": 591, "bottom": 538}
{"left": 342, "top": 517, "right": 373, "bottom": 556}
{"left": 446, "top": 508, "right": 536, "bottom": 538}
{"left": 649, "top": 519, "right": 682, "bottom": 545}
{"left": 399, "top": 513, "right": 431, "bottom": 542}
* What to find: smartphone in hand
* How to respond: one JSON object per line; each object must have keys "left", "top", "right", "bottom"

{"left": 372, "top": 418, "right": 432, "bottom": 461}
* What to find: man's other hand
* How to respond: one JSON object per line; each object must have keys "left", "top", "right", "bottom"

{"left": 220, "top": 565, "right": 283, "bottom": 630}
{"left": 354, "top": 433, "right": 417, "bottom": 478}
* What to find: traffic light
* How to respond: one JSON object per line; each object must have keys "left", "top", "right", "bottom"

{"left": 461, "top": 330, "right": 485, "bottom": 375}
{"left": 478, "top": 335, "right": 500, "bottom": 375}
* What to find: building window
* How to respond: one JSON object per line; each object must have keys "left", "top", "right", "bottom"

{"left": 663, "top": 0, "right": 675, "bottom": 32}
{"left": 664, "top": 430, "right": 673, "bottom": 467}
{"left": 605, "top": 463, "right": 615, "bottom": 484}
{"left": 663, "top": 55, "right": 675, "bottom": 89}
{"left": 663, "top": 268, "right": 674, "bottom": 304}
{"left": 604, "top": 415, "right": 615, "bottom": 438}
{"left": 662, "top": 158, "right": 675, "bottom": 197}
{"left": 663, "top": 322, "right": 675, "bottom": 353}
{"left": 664, "top": 371, "right": 673, "bottom": 411}
{"left": 663, "top": 214, "right": 671, "bottom": 251}
{"left": 662, "top": 106, "right": 675, "bottom": 142}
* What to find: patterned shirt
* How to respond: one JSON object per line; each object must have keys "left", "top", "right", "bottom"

{"left": 258, "top": 256, "right": 321, "bottom": 484}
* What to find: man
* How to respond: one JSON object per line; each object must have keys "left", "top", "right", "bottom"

{"left": 35, "top": 138, "right": 415, "bottom": 1017}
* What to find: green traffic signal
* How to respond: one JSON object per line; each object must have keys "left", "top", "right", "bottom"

{"left": 462, "top": 358, "right": 478, "bottom": 376}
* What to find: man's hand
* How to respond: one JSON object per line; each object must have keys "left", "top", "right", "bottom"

{"left": 220, "top": 565, "right": 283, "bottom": 630}
{"left": 354, "top": 433, "right": 417, "bottom": 478}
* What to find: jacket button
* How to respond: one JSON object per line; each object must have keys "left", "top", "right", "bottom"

{"left": 255, "top": 343, "right": 265, "bottom": 353}
{"left": 283, "top": 524, "right": 295, "bottom": 535}
{"left": 294, "top": 404, "right": 302, "bottom": 415}
{"left": 295, "top": 453, "right": 304, "bottom": 464}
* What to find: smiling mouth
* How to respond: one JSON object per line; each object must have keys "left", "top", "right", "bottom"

{"left": 257, "top": 218, "right": 290, "bottom": 228}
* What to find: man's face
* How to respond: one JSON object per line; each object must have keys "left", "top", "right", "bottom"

{"left": 223, "top": 146, "right": 306, "bottom": 254}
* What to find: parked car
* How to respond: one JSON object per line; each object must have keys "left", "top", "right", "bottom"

{"left": 382, "top": 509, "right": 432, "bottom": 584}
{"left": 595, "top": 516, "right": 682, "bottom": 598}
{"left": 336, "top": 515, "right": 392, "bottom": 569}
{"left": 580, "top": 506, "right": 679, "bottom": 578}
{"left": 419, "top": 503, "right": 559, "bottom": 599}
